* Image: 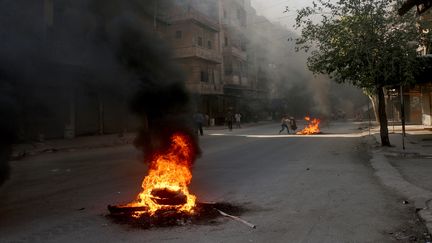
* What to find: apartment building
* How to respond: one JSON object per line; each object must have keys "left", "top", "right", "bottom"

{"left": 159, "top": 0, "right": 225, "bottom": 120}
{"left": 158, "top": 0, "right": 265, "bottom": 122}
{"left": 167, "top": 0, "right": 284, "bottom": 122}
{"left": 220, "top": 0, "right": 248, "bottom": 89}
{"left": 4, "top": 0, "right": 138, "bottom": 140}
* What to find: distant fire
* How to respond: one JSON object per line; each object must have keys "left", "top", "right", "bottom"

{"left": 296, "top": 117, "right": 321, "bottom": 135}
{"left": 126, "top": 133, "right": 197, "bottom": 216}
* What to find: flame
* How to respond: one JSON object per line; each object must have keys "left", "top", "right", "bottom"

{"left": 127, "top": 133, "right": 197, "bottom": 215}
{"left": 296, "top": 116, "right": 321, "bottom": 135}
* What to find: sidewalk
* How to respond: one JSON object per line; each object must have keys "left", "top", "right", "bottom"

{"left": 367, "top": 125, "right": 432, "bottom": 234}
{"left": 372, "top": 125, "right": 432, "bottom": 191}
{"left": 11, "top": 133, "right": 136, "bottom": 160}
{"left": 203, "top": 120, "right": 273, "bottom": 130}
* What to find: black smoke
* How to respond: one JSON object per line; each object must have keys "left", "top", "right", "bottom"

{"left": 93, "top": 1, "right": 200, "bottom": 161}
{"left": 0, "top": 0, "right": 199, "bottom": 185}
{"left": 0, "top": 78, "right": 17, "bottom": 185}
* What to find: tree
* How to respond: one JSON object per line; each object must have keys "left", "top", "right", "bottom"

{"left": 295, "top": 0, "right": 421, "bottom": 146}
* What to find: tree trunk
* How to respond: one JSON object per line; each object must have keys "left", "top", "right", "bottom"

{"left": 368, "top": 95, "right": 380, "bottom": 123}
{"left": 377, "top": 86, "right": 391, "bottom": 146}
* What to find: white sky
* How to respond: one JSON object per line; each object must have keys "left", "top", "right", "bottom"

{"left": 250, "top": 0, "right": 316, "bottom": 32}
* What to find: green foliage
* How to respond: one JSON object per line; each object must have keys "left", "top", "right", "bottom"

{"left": 295, "top": 0, "right": 422, "bottom": 91}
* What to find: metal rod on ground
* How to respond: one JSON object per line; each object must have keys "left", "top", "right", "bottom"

{"left": 216, "top": 209, "right": 256, "bottom": 229}
{"left": 400, "top": 85, "right": 406, "bottom": 150}
{"left": 199, "top": 201, "right": 217, "bottom": 205}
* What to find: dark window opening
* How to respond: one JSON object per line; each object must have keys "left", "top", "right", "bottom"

{"left": 208, "top": 40, "right": 212, "bottom": 49}
{"left": 225, "top": 67, "right": 233, "bottom": 75}
{"left": 201, "top": 70, "right": 209, "bottom": 82}
{"left": 198, "top": 37, "right": 203, "bottom": 46}
{"left": 175, "top": 30, "right": 182, "bottom": 39}
{"left": 224, "top": 37, "right": 228, "bottom": 47}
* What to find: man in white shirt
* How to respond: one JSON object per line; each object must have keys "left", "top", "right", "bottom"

{"left": 235, "top": 113, "right": 242, "bottom": 128}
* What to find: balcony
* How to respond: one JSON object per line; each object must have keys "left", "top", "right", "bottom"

{"left": 224, "top": 74, "right": 249, "bottom": 87}
{"left": 185, "top": 83, "right": 223, "bottom": 95}
{"left": 173, "top": 46, "right": 222, "bottom": 63}
{"left": 223, "top": 46, "right": 247, "bottom": 61}
{"left": 170, "top": 8, "right": 219, "bottom": 32}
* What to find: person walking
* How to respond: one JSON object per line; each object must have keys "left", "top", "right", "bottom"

{"left": 279, "top": 115, "right": 290, "bottom": 134}
{"left": 226, "top": 110, "right": 234, "bottom": 131}
{"left": 289, "top": 116, "right": 297, "bottom": 132}
{"left": 204, "top": 114, "right": 210, "bottom": 127}
{"left": 234, "top": 113, "right": 242, "bottom": 128}
{"left": 193, "top": 112, "right": 204, "bottom": 136}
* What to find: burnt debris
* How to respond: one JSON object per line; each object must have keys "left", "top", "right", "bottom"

{"left": 107, "top": 202, "right": 249, "bottom": 229}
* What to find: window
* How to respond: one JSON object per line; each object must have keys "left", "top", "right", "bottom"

{"left": 223, "top": 9, "right": 227, "bottom": 19}
{"left": 207, "top": 40, "right": 212, "bottom": 49}
{"left": 198, "top": 37, "right": 203, "bottom": 46}
{"left": 201, "top": 70, "right": 208, "bottom": 82}
{"left": 175, "top": 30, "right": 182, "bottom": 39}
{"left": 225, "top": 66, "right": 233, "bottom": 75}
{"left": 224, "top": 37, "right": 228, "bottom": 47}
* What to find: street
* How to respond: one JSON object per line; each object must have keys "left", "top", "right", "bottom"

{"left": 0, "top": 122, "right": 424, "bottom": 242}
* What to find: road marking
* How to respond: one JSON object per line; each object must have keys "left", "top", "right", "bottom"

{"left": 208, "top": 133, "right": 368, "bottom": 138}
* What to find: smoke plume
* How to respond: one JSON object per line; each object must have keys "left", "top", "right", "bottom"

{"left": 0, "top": 0, "right": 198, "bottom": 185}
{"left": 93, "top": 0, "right": 200, "bottom": 161}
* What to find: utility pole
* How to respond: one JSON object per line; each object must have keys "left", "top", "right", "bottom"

{"left": 153, "top": 0, "right": 158, "bottom": 31}
{"left": 43, "top": 0, "right": 53, "bottom": 38}
{"left": 388, "top": 91, "right": 395, "bottom": 133}
{"left": 98, "top": 94, "right": 104, "bottom": 135}
{"left": 65, "top": 89, "right": 76, "bottom": 139}
{"left": 400, "top": 85, "right": 406, "bottom": 150}
{"left": 367, "top": 97, "right": 371, "bottom": 136}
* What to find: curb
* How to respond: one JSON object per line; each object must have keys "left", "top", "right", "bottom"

{"left": 366, "top": 135, "right": 432, "bottom": 234}
{"left": 10, "top": 122, "right": 274, "bottom": 160}
{"left": 203, "top": 121, "right": 275, "bottom": 131}
{"left": 420, "top": 200, "right": 432, "bottom": 235}
{"left": 11, "top": 137, "right": 134, "bottom": 160}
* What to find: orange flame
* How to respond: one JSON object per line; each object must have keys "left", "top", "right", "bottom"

{"left": 296, "top": 116, "right": 321, "bottom": 135}
{"left": 127, "top": 133, "right": 197, "bottom": 215}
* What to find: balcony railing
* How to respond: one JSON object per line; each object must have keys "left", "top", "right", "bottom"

{"left": 224, "top": 74, "right": 249, "bottom": 87}
{"left": 223, "top": 46, "right": 247, "bottom": 61}
{"left": 173, "top": 46, "right": 222, "bottom": 63}
{"left": 185, "top": 83, "right": 223, "bottom": 95}
{"left": 170, "top": 8, "right": 219, "bottom": 32}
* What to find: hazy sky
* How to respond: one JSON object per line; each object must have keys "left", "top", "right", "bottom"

{"left": 250, "top": 0, "right": 314, "bottom": 31}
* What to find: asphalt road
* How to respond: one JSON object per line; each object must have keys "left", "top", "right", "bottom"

{"left": 0, "top": 122, "right": 422, "bottom": 242}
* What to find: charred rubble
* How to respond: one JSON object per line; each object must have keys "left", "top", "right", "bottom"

{"left": 107, "top": 202, "right": 248, "bottom": 229}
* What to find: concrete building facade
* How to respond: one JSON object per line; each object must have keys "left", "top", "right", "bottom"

{"left": 398, "top": 1, "right": 432, "bottom": 125}
{"left": 162, "top": 0, "right": 225, "bottom": 121}
{"left": 7, "top": 0, "right": 288, "bottom": 141}
{"left": 157, "top": 0, "right": 277, "bottom": 123}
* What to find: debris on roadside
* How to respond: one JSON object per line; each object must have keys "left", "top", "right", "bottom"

{"left": 107, "top": 202, "right": 250, "bottom": 229}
